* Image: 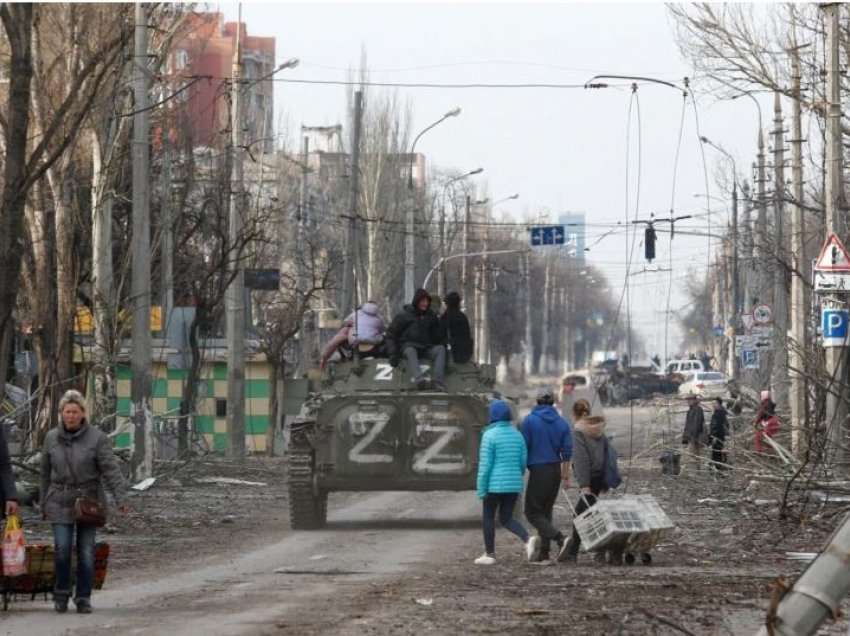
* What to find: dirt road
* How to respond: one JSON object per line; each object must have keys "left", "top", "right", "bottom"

{"left": 4, "top": 405, "right": 847, "bottom": 635}
{"left": 0, "top": 489, "right": 480, "bottom": 635}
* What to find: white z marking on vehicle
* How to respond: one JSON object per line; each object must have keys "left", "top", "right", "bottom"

{"left": 348, "top": 413, "right": 393, "bottom": 463}
{"left": 374, "top": 364, "right": 394, "bottom": 381}
{"left": 412, "top": 424, "right": 466, "bottom": 474}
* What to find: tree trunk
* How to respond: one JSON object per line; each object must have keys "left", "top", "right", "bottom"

{"left": 267, "top": 358, "right": 281, "bottom": 457}
{"left": 0, "top": 4, "right": 34, "bottom": 394}
{"left": 91, "top": 126, "right": 118, "bottom": 428}
{"left": 178, "top": 311, "right": 204, "bottom": 457}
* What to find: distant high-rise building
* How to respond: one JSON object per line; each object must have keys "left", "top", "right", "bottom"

{"left": 560, "top": 212, "right": 586, "bottom": 264}
{"left": 167, "top": 13, "right": 275, "bottom": 152}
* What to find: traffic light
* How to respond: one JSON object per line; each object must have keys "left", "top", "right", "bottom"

{"left": 645, "top": 225, "right": 657, "bottom": 262}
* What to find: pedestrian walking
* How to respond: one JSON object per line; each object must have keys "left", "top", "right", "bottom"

{"left": 681, "top": 394, "right": 706, "bottom": 469}
{"left": 40, "top": 390, "right": 128, "bottom": 614}
{"left": 474, "top": 400, "right": 534, "bottom": 565}
{"left": 709, "top": 397, "right": 729, "bottom": 471}
{"left": 521, "top": 387, "right": 573, "bottom": 563}
{"left": 563, "top": 400, "right": 610, "bottom": 563}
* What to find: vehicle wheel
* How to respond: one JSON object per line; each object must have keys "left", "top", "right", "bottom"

{"left": 288, "top": 451, "right": 327, "bottom": 530}
{"left": 641, "top": 553, "right": 652, "bottom": 565}
{"left": 624, "top": 552, "right": 636, "bottom": 566}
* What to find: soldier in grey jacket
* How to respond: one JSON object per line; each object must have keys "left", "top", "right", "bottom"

{"left": 40, "top": 390, "right": 128, "bottom": 614}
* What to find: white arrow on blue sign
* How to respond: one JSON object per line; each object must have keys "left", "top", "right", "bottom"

{"left": 822, "top": 308, "right": 849, "bottom": 348}
{"left": 530, "top": 225, "right": 566, "bottom": 246}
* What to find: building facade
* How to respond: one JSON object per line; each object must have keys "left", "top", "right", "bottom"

{"left": 169, "top": 13, "right": 275, "bottom": 151}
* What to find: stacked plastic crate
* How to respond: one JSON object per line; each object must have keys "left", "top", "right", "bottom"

{"left": 573, "top": 494, "right": 674, "bottom": 557}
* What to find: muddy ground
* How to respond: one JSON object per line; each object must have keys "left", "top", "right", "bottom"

{"left": 4, "top": 405, "right": 849, "bottom": 635}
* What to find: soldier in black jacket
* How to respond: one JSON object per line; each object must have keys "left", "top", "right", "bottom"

{"left": 440, "top": 291, "right": 473, "bottom": 364}
{"left": 387, "top": 289, "right": 447, "bottom": 390}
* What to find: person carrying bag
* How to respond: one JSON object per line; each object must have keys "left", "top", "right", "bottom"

{"left": 40, "top": 390, "right": 128, "bottom": 614}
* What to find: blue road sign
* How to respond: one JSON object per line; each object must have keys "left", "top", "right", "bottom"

{"left": 741, "top": 349, "right": 759, "bottom": 369}
{"left": 530, "top": 225, "right": 566, "bottom": 246}
{"left": 822, "top": 308, "right": 849, "bottom": 347}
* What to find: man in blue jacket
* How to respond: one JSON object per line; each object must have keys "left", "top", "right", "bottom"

{"left": 521, "top": 386, "right": 573, "bottom": 563}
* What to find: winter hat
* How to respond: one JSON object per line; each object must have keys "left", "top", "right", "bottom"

{"left": 445, "top": 291, "right": 461, "bottom": 309}
{"left": 535, "top": 386, "right": 554, "bottom": 402}
{"left": 489, "top": 399, "right": 513, "bottom": 423}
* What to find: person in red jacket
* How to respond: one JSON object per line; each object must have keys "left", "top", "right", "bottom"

{"left": 754, "top": 400, "right": 780, "bottom": 454}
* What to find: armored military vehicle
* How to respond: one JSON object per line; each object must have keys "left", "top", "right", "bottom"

{"left": 287, "top": 357, "right": 496, "bottom": 529}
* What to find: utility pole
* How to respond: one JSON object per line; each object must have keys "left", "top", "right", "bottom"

{"left": 161, "top": 138, "right": 173, "bottom": 340}
{"left": 741, "top": 182, "right": 754, "bottom": 316}
{"left": 462, "top": 194, "right": 471, "bottom": 313}
{"left": 823, "top": 3, "right": 847, "bottom": 468}
{"left": 789, "top": 41, "right": 807, "bottom": 456}
{"left": 298, "top": 133, "right": 311, "bottom": 374}
{"left": 342, "top": 91, "right": 362, "bottom": 313}
{"left": 478, "top": 203, "right": 490, "bottom": 364}
{"left": 731, "top": 178, "right": 739, "bottom": 381}
{"left": 131, "top": 3, "right": 153, "bottom": 480}
{"left": 755, "top": 130, "right": 769, "bottom": 304}
{"left": 438, "top": 203, "right": 446, "bottom": 298}
{"left": 524, "top": 251, "right": 533, "bottom": 378}
{"left": 540, "top": 254, "right": 552, "bottom": 374}
{"left": 226, "top": 8, "right": 246, "bottom": 459}
{"left": 771, "top": 91, "right": 789, "bottom": 414}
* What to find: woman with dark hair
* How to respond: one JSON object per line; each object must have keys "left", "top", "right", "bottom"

{"left": 440, "top": 291, "right": 474, "bottom": 364}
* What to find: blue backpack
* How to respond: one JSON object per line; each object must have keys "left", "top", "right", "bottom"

{"left": 603, "top": 436, "right": 622, "bottom": 490}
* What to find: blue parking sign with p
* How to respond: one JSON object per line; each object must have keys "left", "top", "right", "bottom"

{"left": 822, "top": 308, "right": 849, "bottom": 347}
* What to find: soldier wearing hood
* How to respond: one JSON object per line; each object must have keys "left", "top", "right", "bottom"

{"left": 386, "top": 288, "right": 447, "bottom": 390}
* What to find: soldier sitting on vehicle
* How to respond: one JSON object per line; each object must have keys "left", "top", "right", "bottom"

{"left": 386, "top": 288, "right": 447, "bottom": 391}
{"left": 320, "top": 301, "right": 388, "bottom": 370}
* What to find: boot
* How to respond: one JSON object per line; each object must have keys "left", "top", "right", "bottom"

{"left": 53, "top": 593, "right": 69, "bottom": 614}
{"left": 75, "top": 598, "right": 93, "bottom": 614}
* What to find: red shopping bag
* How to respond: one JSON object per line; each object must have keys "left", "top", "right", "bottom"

{"left": 2, "top": 515, "right": 26, "bottom": 577}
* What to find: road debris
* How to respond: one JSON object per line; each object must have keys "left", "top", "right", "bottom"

{"left": 414, "top": 598, "right": 433, "bottom": 606}
{"left": 197, "top": 477, "right": 268, "bottom": 487}
{"left": 131, "top": 477, "right": 156, "bottom": 491}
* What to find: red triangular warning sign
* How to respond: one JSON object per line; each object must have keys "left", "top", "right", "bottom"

{"left": 815, "top": 233, "right": 850, "bottom": 272}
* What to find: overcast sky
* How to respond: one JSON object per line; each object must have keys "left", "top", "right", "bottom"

{"left": 220, "top": 1, "right": 772, "bottom": 361}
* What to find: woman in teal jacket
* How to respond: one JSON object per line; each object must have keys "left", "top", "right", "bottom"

{"left": 475, "top": 400, "right": 533, "bottom": 565}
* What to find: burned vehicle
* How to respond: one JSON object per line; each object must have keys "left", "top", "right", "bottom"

{"left": 286, "top": 358, "right": 496, "bottom": 529}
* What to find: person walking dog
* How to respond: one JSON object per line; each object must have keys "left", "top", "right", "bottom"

{"left": 474, "top": 400, "right": 534, "bottom": 564}
{"left": 40, "top": 390, "right": 128, "bottom": 614}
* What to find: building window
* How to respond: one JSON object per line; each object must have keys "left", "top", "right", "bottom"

{"left": 215, "top": 398, "right": 227, "bottom": 418}
{"left": 174, "top": 49, "right": 189, "bottom": 71}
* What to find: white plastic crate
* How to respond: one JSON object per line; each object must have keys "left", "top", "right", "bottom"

{"left": 628, "top": 495, "right": 674, "bottom": 530}
{"left": 573, "top": 495, "right": 674, "bottom": 553}
{"left": 573, "top": 500, "right": 648, "bottom": 552}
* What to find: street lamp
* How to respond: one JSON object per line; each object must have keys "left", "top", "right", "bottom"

{"left": 405, "top": 108, "right": 462, "bottom": 300}
{"left": 699, "top": 134, "right": 740, "bottom": 381}
{"left": 492, "top": 193, "right": 519, "bottom": 207}
{"left": 438, "top": 168, "right": 484, "bottom": 296}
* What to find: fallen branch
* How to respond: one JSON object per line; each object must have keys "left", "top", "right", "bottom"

{"left": 637, "top": 608, "right": 697, "bottom": 636}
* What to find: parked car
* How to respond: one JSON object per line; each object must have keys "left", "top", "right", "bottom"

{"left": 678, "top": 371, "right": 729, "bottom": 399}
{"left": 559, "top": 370, "right": 606, "bottom": 420}
{"left": 666, "top": 359, "right": 705, "bottom": 377}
